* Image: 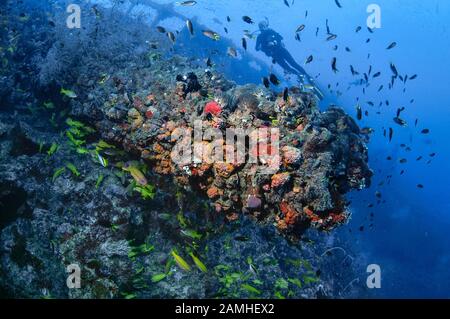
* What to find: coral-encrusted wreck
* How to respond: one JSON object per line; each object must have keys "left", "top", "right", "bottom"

{"left": 76, "top": 56, "right": 372, "bottom": 238}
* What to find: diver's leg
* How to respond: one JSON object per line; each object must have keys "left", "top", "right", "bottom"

{"left": 273, "top": 56, "right": 299, "bottom": 75}
{"left": 280, "top": 48, "right": 307, "bottom": 76}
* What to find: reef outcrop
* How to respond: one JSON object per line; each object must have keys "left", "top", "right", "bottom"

{"left": 74, "top": 55, "right": 372, "bottom": 239}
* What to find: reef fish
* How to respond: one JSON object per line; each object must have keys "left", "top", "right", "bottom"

{"left": 156, "top": 26, "right": 166, "bottom": 33}
{"left": 186, "top": 19, "right": 194, "bottom": 36}
{"left": 60, "top": 88, "right": 77, "bottom": 98}
{"left": 176, "top": 1, "right": 197, "bottom": 6}
{"left": 331, "top": 57, "right": 338, "bottom": 73}
{"left": 296, "top": 24, "right": 305, "bottom": 33}
{"left": 171, "top": 250, "right": 191, "bottom": 271}
{"left": 123, "top": 163, "right": 148, "bottom": 186}
{"left": 167, "top": 31, "right": 176, "bottom": 43}
{"left": 242, "top": 16, "right": 254, "bottom": 24}
{"left": 202, "top": 30, "right": 220, "bottom": 41}
{"left": 386, "top": 42, "right": 397, "bottom": 50}
{"left": 269, "top": 73, "right": 280, "bottom": 85}
{"left": 227, "top": 47, "right": 238, "bottom": 57}
{"left": 356, "top": 105, "right": 362, "bottom": 120}
{"left": 242, "top": 37, "right": 247, "bottom": 51}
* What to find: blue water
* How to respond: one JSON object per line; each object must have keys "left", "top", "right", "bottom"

{"left": 161, "top": 0, "right": 450, "bottom": 298}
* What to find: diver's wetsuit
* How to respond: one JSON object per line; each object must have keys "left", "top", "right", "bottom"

{"left": 256, "top": 28, "right": 307, "bottom": 78}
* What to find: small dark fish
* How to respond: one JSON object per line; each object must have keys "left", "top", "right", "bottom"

{"left": 315, "top": 27, "right": 319, "bottom": 37}
{"left": 305, "top": 55, "right": 313, "bottom": 64}
{"left": 156, "top": 26, "right": 166, "bottom": 33}
{"left": 409, "top": 74, "right": 418, "bottom": 80}
{"left": 355, "top": 26, "right": 362, "bottom": 33}
{"left": 227, "top": 47, "right": 238, "bottom": 58}
{"left": 186, "top": 19, "right": 194, "bottom": 36}
{"left": 242, "top": 38, "right": 247, "bottom": 51}
{"left": 242, "top": 16, "right": 254, "bottom": 24}
{"left": 373, "top": 72, "right": 381, "bottom": 78}
{"left": 176, "top": 1, "right": 197, "bottom": 6}
{"left": 345, "top": 47, "right": 351, "bottom": 52}
{"left": 295, "top": 33, "right": 301, "bottom": 41}
{"left": 327, "top": 34, "right": 337, "bottom": 41}
{"left": 416, "top": 156, "right": 423, "bottom": 161}
{"left": 386, "top": 42, "right": 397, "bottom": 50}
{"left": 350, "top": 65, "right": 359, "bottom": 76}
{"left": 269, "top": 73, "right": 280, "bottom": 85}
{"left": 421, "top": 129, "right": 430, "bottom": 134}
{"left": 206, "top": 57, "right": 213, "bottom": 67}
{"left": 335, "top": 0, "right": 342, "bottom": 8}
{"left": 389, "top": 127, "right": 394, "bottom": 142}
{"left": 393, "top": 117, "right": 407, "bottom": 126}
{"left": 399, "top": 158, "right": 407, "bottom": 164}
{"left": 356, "top": 105, "right": 362, "bottom": 120}
{"left": 366, "top": 38, "right": 371, "bottom": 43}
{"left": 167, "top": 31, "right": 176, "bottom": 43}
{"left": 396, "top": 107, "right": 405, "bottom": 117}
{"left": 284, "top": 0, "right": 290, "bottom": 7}
{"left": 283, "top": 87, "right": 289, "bottom": 102}
{"left": 296, "top": 24, "right": 305, "bottom": 33}
{"left": 367, "top": 27, "right": 374, "bottom": 33}
{"left": 378, "top": 85, "right": 384, "bottom": 92}
{"left": 262, "top": 77, "right": 270, "bottom": 88}
{"left": 399, "top": 75, "right": 404, "bottom": 82}
{"left": 234, "top": 235, "right": 250, "bottom": 242}
{"left": 417, "top": 184, "right": 424, "bottom": 189}
{"left": 429, "top": 153, "right": 436, "bottom": 157}
{"left": 224, "top": 27, "right": 228, "bottom": 34}
{"left": 331, "top": 57, "right": 338, "bottom": 73}
{"left": 360, "top": 127, "right": 374, "bottom": 135}
{"left": 415, "top": 118, "right": 418, "bottom": 126}
{"left": 390, "top": 63, "right": 398, "bottom": 77}
{"left": 227, "top": 16, "right": 231, "bottom": 22}
{"left": 48, "top": 20, "right": 56, "bottom": 27}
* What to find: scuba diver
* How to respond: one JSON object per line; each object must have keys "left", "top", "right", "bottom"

{"left": 255, "top": 21, "right": 308, "bottom": 79}
{"left": 255, "top": 19, "right": 323, "bottom": 98}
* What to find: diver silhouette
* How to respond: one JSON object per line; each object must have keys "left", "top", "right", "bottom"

{"left": 256, "top": 20, "right": 308, "bottom": 80}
